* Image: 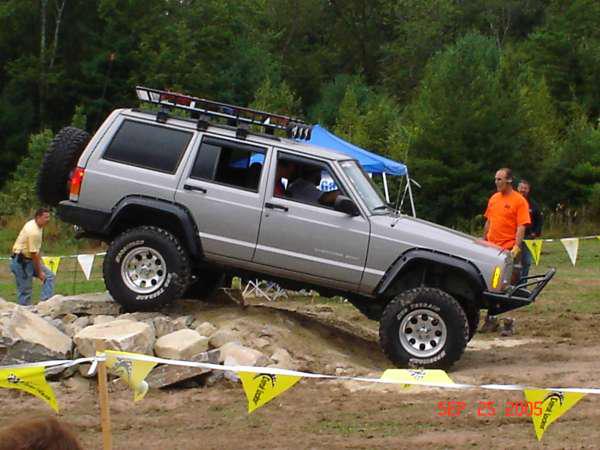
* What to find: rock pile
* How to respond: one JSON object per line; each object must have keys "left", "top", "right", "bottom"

{"left": 0, "top": 291, "right": 289, "bottom": 389}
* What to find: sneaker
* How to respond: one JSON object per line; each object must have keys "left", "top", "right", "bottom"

{"left": 499, "top": 318, "right": 515, "bottom": 337}
{"left": 480, "top": 315, "right": 499, "bottom": 333}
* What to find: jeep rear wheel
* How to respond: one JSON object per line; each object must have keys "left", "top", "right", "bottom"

{"left": 103, "top": 226, "right": 191, "bottom": 311}
{"left": 379, "top": 287, "right": 468, "bottom": 369}
{"left": 37, "top": 126, "right": 90, "bottom": 206}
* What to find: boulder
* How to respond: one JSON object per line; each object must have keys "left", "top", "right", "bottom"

{"left": 0, "top": 298, "right": 16, "bottom": 313}
{"left": 74, "top": 319, "right": 155, "bottom": 357}
{"left": 154, "top": 329, "right": 209, "bottom": 360}
{"left": 209, "top": 329, "right": 238, "bottom": 349}
{"left": 152, "top": 316, "right": 184, "bottom": 338}
{"left": 61, "top": 313, "right": 78, "bottom": 324}
{"left": 93, "top": 315, "right": 116, "bottom": 325}
{"left": 218, "top": 342, "right": 268, "bottom": 367}
{"left": 64, "top": 316, "right": 91, "bottom": 338}
{"left": 270, "top": 348, "right": 296, "bottom": 370}
{"left": 36, "top": 292, "right": 121, "bottom": 318}
{"left": 146, "top": 349, "right": 220, "bottom": 389}
{"left": 195, "top": 321, "right": 217, "bottom": 337}
{"left": 0, "top": 309, "right": 72, "bottom": 364}
{"left": 172, "top": 315, "right": 194, "bottom": 329}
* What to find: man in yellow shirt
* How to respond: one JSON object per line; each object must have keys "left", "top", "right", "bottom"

{"left": 10, "top": 208, "right": 55, "bottom": 305}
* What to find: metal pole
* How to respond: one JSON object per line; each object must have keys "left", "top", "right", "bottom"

{"left": 406, "top": 170, "right": 416, "bottom": 217}
{"left": 382, "top": 172, "right": 390, "bottom": 203}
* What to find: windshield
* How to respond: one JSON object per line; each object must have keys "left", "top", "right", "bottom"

{"left": 340, "top": 160, "right": 388, "bottom": 212}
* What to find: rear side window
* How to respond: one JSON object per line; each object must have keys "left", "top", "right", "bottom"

{"left": 103, "top": 120, "right": 192, "bottom": 173}
{"left": 190, "top": 137, "right": 265, "bottom": 191}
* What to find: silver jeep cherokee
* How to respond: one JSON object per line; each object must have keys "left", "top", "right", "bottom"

{"left": 38, "top": 87, "right": 555, "bottom": 369}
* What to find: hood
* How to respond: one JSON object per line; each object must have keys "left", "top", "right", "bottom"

{"left": 370, "top": 214, "right": 508, "bottom": 268}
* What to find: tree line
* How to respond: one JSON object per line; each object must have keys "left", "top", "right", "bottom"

{"left": 1, "top": 0, "right": 599, "bottom": 227}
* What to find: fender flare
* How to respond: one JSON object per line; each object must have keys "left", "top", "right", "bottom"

{"left": 375, "top": 249, "right": 486, "bottom": 297}
{"left": 104, "top": 196, "right": 202, "bottom": 259}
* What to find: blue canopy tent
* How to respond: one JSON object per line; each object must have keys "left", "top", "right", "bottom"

{"left": 304, "top": 125, "right": 415, "bottom": 216}
{"left": 307, "top": 125, "right": 406, "bottom": 176}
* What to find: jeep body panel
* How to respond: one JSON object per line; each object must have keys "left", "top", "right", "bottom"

{"left": 359, "top": 214, "right": 509, "bottom": 295}
{"left": 174, "top": 133, "right": 270, "bottom": 262}
{"left": 77, "top": 113, "right": 195, "bottom": 212}
{"left": 252, "top": 148, "right": 370, "bottom": 286}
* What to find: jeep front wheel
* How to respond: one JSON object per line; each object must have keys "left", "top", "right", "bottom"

{"left": 103, "top": 226, "right": 191, "bottom": 311}
{"left": 379, "top": 287, "right": 468, "bottom": 369}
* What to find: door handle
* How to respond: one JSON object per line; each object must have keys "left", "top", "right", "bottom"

{"left": 265, "top": 202, "right": 288, "bottom": 212}
{"left": 184, "top": 184, "right": 207, "bottom": 193}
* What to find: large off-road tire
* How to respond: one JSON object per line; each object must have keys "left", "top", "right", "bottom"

{"left": 184, "top": 269, "right": 227, "bottom": 299}
{"left": 379, "top": 287, "right": 469, "bottom": 369}
{"left": 103, "top": 226, "right": 191, "bottom": 311}
{"left": 37, "top": 126, "right": 90, "bottom": 206}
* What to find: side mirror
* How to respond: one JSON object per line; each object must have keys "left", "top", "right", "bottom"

{"left": 334, "top": 195, "right": 360, "bottom": 216}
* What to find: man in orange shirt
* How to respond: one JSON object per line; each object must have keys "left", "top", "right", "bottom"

{"left": 482, "top": 167, "right": 531, "bottom": 334}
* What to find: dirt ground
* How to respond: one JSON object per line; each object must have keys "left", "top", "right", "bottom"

{"left": 0, "top": 240, "right": 599, "bottom": 449}
{"left": 1, "top": 295, "right": 599, "bottom": 450}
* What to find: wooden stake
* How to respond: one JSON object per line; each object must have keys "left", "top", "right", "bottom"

{"left": 96, "top": 341, "right": 113, "bottom": 450}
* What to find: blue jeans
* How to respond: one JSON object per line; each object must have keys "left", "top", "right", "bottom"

{"left": 520, "top": 243, "right": 532, "bottom": 281}
{"left": 9, "top": 256, "right": 55, "bottom": 305}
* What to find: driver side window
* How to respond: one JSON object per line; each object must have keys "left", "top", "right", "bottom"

{"left": 275, "top": 154, "right": 342, "bottom": 208}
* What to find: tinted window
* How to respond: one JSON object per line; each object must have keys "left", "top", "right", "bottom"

{"left": 276, "top": 154, "right": 343, "bottom": 208}
{"left": 191, "top": 137, "right": 265, "bottom": 191}
{"left": 103, "top": 120, "right": 192, "bottom": 173}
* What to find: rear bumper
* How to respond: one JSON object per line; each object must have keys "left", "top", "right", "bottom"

{"left": 483, "top": 268, "right": 556, "bottom": 315}
{"left": 57, "top": 201, "right": 111, "bottom": 235}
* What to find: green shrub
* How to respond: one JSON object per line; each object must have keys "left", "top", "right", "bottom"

{"left": 0, "top": 129, "right": 54, "bottom": 216}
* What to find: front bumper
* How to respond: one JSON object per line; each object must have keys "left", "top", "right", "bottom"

{"left": 483, "top": 268, "right": 556, "bottom": 315}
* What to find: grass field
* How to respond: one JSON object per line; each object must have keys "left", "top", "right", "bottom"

{"left": 0, "top": 228, "right": 597, "bottom": 308}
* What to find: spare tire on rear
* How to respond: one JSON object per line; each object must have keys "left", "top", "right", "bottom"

{"left": 37, "top": 126, "right": 90, "bottom": 206}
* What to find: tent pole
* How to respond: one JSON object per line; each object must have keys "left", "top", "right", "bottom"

{"left": 382, "top": 172, "right": 390, "bottom": 203}
{"left": 406, "top": 170, "right": 416, "bottom": 217}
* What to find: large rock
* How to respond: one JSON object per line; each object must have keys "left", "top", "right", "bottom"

{"left": 195, "top": 322, "right": 217, "bottom": 337}
{"left": 270, "top": 348, "right": 296, "bottom": 370}
{"left": 209, "top": 329, "right": 238, "bottom": 348}
{"left": 74, "top": 319, "right": 155, "bottom": 357}
{"left": 0, "top": 298, "right": 16, "bottom": 313}
{"left": 154, "top": 329, "right": 209, "bottom": 360}
{"left": 36, "top": 292, "right": 122, "bottom": 318}
{"left": 1, "top": 308, "right": 72, "bottom": 364}
{"left": 146, "top": 349, "right": 220, "bottom": 388}
{"left": 64, "top": 316, "right": 91, "bottom": 338}
{"left": 93, "top": 315, "right": 116, "bottom": 325}
{"left": 152, "top": 316, "right": 185, "bottom": 338}
{"left": 218, "top": 342, "right": 268, "bottom": 367}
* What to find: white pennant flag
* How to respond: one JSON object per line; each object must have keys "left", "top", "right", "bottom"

{"left": 560, "top": 238, "right": 579, "bottom": 266}
{"left": 77, "top": 254, "right": 95, "bottom": 280}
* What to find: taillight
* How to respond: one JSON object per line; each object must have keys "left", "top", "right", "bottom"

{"left": 69, "top": 167, "right": 85, "bottom": 201}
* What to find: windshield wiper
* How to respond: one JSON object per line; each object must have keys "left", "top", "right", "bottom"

{"left": 373, "top": 205, "right": 391, "bottom": 211}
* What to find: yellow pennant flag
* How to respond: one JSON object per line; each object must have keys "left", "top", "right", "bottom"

{"left": 524, "top": 390, "right": 585, "bottom": 441}
{"left": 238, "top": 371, "right": 301, "bottom": 413}
{"left": 0, "top": 366, "right": 58, "bottom": 412}
{"left": 41, "top": 256, "right": 61, "bottom": 275}
{"left": 524, "top": 239, "right": 543, "bottom": 266}
{"left": 104, "top": 351, "right": 157, "bottom": 401}
{"left": 380, "top": 369, "right": 455, "bottom": 388}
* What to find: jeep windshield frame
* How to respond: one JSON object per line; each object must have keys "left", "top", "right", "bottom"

{"left": 339, "top": 160, "right": 388, "bottom": 213}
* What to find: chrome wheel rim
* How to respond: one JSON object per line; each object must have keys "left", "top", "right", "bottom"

{"left": 399, "top": 309, "right": 447, "bottom": 358}
{"left": 121, "top": 246, "right": 166, "bottom": 294}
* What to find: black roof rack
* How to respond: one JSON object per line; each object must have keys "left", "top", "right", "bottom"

{"left": 135, "top": 86, "right": 312, "bottom": 140}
